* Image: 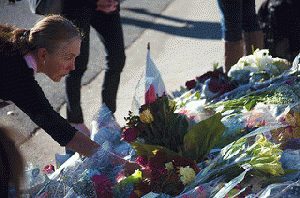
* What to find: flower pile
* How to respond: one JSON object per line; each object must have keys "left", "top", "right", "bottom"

{"left": 22, "top": 49, "right": 300, "bottom": 198}
{"left": 117, "top": 150, "right": 200, "bottom": 197}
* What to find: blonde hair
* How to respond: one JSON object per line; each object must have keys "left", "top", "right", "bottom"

{"left": 0, "top": 15, "right": 82, "bottom": 56}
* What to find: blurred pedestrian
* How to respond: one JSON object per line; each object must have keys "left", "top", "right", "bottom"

{"left": 62, "top": 0, "right": 126, "bottom": 141}
{"left": 217, "top": 0, "right": 264, "bottom": 73}
{"left": 258, "top": 0, "right": 300, "bottom": 62}
{"left": 0, "top": 126, "right": 24, "bottom": 198}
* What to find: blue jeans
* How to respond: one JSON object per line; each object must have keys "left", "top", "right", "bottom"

{"left": 63, "top": 2, "right": 126, "bottom": 124}
{"left": 217, "top": 0, "right": 261, "bottom": 42}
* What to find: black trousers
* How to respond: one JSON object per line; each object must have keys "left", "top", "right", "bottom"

{"left": 62, "top": 2, "right": 126, "bottom": 123}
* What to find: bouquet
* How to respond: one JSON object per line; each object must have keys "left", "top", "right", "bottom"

{"left": 116, "top": 150, "right": 200, "bottom": 197}
{"left": 122, "top": 94, "right": 226, "bottom": 163}
{"left": 228, "top": 49, "right": 290, "bottom": 83}
{"left": 122, "top": 94, "right": 189, "bottom": 154}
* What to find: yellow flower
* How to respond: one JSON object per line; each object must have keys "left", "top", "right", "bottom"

{"left": 140, "top": 109, "right": 154, "bottom": 123}
{"left": 179, "top": 166, "right": 195, "bottom": 185}
{"left": 165, "top": 162, "right": 174, "bottom": 171}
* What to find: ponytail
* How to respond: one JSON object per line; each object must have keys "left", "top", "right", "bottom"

{"left": 0, "top": 15, "right": 82, "bottom": 57}
{"left": 0, "top": 25, "right": 32, "bottom": 56}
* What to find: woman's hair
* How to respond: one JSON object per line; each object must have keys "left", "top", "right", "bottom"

{"left": 0, "top": 126, "right": 25, "bottom": 197}
{"left": 0, "top": 14, "right": 82, "bottom": 56}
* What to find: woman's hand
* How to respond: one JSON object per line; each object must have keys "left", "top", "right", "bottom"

{"left": 96, "top": 0, "right": 119, "bottom": 13}
{"left": 66, "top": 132, "right": 100, "bottom": 157}
{"left": 70, "top": 123, "right": 91, "bottom": 137}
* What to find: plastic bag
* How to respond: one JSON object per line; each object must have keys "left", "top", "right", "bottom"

{"left": 91, "top": 104, "right": 122, "bottom": 145}
{"left": 29, "top": 146, "right": 126, "bottom": 197}
{"left": 131, "top": 44, "right": 167, "bottom": 115}
{"left": 259, "top": 181, "right": 300, "bottom": 198}
{"left": 91, "top": 104, "right": 135, "bottom": 158}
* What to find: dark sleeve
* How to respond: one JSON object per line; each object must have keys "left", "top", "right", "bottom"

{"left": 1, "top": 58, "right": 77, "bottom": 146}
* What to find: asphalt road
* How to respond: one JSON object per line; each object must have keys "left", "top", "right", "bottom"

{"left": 0, "top": 0, "right": 174, "bottom": 138}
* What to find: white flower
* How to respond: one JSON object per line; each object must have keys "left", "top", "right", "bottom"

{"left": 228, "top": 49, "right": 289, "bottom": 80}
{"left": 179, "top": 166, "right": 196, "bottom": 185}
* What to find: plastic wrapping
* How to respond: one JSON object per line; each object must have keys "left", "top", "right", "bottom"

{"left": 259, "top": 181, "right": 300, "bottom": 198}
{"left": 91, "top": 104, "right": 136, "bottom": 159}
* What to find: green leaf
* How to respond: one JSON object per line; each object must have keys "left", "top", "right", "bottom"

{"left": 195, "top": 91, "right": 201, "bottom": 100}
{"left": 183, "top": 113, "right": 226, "bottom": 163}
{"left": 122, "top": 169, "right": 143, "bottom": 184}
{"left": 245, "top": 99, "right": 257, "bottom": 111}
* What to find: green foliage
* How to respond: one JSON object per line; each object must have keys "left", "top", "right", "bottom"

{"left": 182, "top": 113, "right": 226, "bottom": 163}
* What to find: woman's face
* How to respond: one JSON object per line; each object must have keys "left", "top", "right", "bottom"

{"left": 42, "top": 37, "right": 81, "bottom": 82}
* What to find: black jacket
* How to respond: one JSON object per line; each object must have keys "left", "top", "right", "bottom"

{"left": 0, "top": 55, "right": 77, "bottom": 146}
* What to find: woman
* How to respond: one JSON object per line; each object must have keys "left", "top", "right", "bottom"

{"left": 0, "top": 14, "right": 99, "bottom": 157}
{"left": 0, "top": 15, "right": 139, "bottom": 172}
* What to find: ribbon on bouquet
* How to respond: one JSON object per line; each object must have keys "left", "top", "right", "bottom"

{"left": 131, "top": 42, "right": 167, "bottom": 114}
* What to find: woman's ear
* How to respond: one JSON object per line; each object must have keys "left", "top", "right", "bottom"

{"left": 37, "top": 48, "right": 48, "bottom": 64}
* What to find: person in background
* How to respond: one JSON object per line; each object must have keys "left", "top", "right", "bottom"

{"left": 0, "top": 126, "right": 24, "bottom": 198}
{"left": 217, "top": 0, "right": 264, "bottom": 73}
{"left": 62, "top": 0, "right": 125, "bottom": 141}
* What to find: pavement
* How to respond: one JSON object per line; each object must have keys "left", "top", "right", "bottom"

{"left": 4, "top": 0, "right": 265, "bottom": 168}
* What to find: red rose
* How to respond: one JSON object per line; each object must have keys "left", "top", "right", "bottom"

{"left": 136, "top": 155, "right": 149, "bottom": 167}
{"left": 185, "top": 79, "right": 197, "bottom": 90}
{"left": 41, "top": 164, "right": 55, "bottom": 174}
{"left": 121, "top": 126, "right": 139, "bottom": 143}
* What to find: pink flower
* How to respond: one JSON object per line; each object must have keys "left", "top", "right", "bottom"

{"left": 145, "top": 84, "right": 157, "bottom": 104}
{"left": 122, "top": 126, "right": 139, "bottom": 143}
{"left": 196, "top": 186, "right": 207, "bottom": 197}
{"left": 185, "top": 79, "right": 197, "bottom": 90}
{"left": 41, "top": 164, "right": 55, "bottom": 175}
{"left": 92, "top": 174, "right": 113, "bottom": 198}
{"left": 179, "top": 110, "right": 189, "bottom": 115}
{"left": 136, "top": 155, "right": 149, "bottom": 167}
{"left": 285, "top": 80, "right": 295, "bottom": 85}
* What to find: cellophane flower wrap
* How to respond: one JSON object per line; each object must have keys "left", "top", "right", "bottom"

{"left": 26, "top": 147, "right": 126, "bottom": 197}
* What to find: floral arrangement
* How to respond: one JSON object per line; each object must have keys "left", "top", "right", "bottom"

{"left": 228, "top": 49, "right": 291, "bottom": 83}
{"left": 122, "top": 94, "right": 225, "bottom": 164}
{"left": 116, "top": 150, "right": 200, "bottom": 197}
{"left": 122, "top": 94, "right": 189, "bottom": 154}
{"left": 272, "top": 110, "right": 300, "bottom": 144}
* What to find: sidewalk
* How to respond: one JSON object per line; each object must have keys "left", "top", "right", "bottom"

{"left": 19, "top": 0, "right": 264, "bottom": 168}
